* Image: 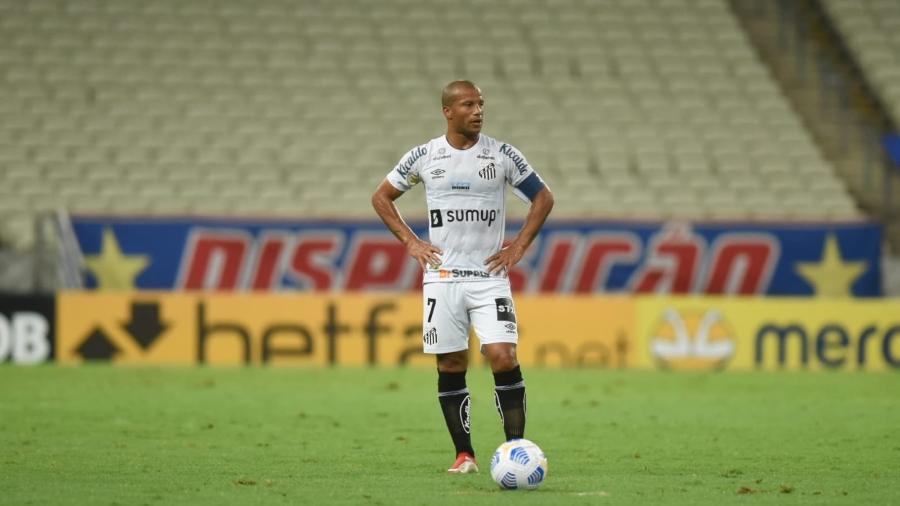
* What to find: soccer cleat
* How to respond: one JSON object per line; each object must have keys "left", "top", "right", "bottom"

{"left": 447, "top": 452, "right": 479, "bottom": 474}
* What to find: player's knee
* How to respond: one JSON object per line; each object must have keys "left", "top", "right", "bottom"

{"left": 491, "top": 355, "right": 518, "bottom": 373}
{"left": 486, "top": 345, "right": 518, "bottom": 372}
{"left": 436, "top": 352, "right": 468, "bottom": 373}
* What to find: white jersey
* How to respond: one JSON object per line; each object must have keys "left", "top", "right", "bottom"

{"left": 386, "top": 133, "right": 542, "bottom": 284}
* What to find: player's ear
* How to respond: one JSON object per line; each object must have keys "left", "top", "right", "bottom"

{"left": 442, "top": 105, "right": 452, "bottom": 120}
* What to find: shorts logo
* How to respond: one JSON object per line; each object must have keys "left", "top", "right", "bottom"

{"left": 430, "top": 209, "right": 443, "bottom": 228}
{"left": 423, "top": 327, "right": 438, "bottom": 345}
{"left": 479, "top": 163, "right": 496, "bottom": 180}
{"left": 495, "top": 297, "right": 516, "bottom": 323}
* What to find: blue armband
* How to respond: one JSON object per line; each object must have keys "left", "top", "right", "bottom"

{"left": 514, "top": 173, "right": 545, "bottom": 202}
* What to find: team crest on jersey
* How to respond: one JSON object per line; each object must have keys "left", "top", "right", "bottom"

{"left": 479, "top": 163, "right": 497, "bottom": 180}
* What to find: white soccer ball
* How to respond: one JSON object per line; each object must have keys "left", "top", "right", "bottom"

{"left": 490, "top": 439, "right": 548, "bottom": 490}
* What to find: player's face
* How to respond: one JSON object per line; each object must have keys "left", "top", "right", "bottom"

{"left": 444, "top": 88, "right": 484, "bottom": 137}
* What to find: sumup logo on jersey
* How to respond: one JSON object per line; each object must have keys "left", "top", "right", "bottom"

{"left": 429, "top": 209, "right": 498, "bottom": 228}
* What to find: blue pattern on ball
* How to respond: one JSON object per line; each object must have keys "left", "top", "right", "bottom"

{"left": 500, "top": 472, "right": 518, "bottom": 489}
{"left": 527, "top": 466, "right": 545, "bottom": 486}
{"left": 509, "top": 446, "right": 530, "bottom": 466}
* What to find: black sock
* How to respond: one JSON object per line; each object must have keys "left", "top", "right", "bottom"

{"left": 493, "top": 365, "right": 526, "bottom": 441}
{"left": 438, "top": 370, "right": 474, "bottom": 456}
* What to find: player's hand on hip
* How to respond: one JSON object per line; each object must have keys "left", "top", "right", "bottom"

{"left": 485, "top": 243, "right": 526, "bottom": 276}
{"left": 406, "top": 237, "right": 443, "bottom": 271}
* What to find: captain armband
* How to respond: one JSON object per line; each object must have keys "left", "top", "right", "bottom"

{"left": 513, "top": 173, "right": 545, "bottom": 203}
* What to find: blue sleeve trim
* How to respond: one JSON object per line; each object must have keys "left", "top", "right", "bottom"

{"left": 515, "top": 172, "right": 545, "bottom": 201}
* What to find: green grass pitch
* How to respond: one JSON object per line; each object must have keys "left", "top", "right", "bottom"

{"left": 1, "top": 367, "right": 898, "bottom": 505}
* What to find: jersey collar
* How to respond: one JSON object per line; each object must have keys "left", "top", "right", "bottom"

{"left": 442, "top": 133, "right": 482, "bottom": 152}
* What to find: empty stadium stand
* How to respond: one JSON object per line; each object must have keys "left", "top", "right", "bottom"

{"left": 823, "top": 0, "right": 900, "bottom": 126}
{"left": 0, "top": 0, "right": 862, "bottom": 251}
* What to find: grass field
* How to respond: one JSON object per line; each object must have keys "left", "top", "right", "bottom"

{"left": 1, "top": 367, "right": 898, "bottom": 505}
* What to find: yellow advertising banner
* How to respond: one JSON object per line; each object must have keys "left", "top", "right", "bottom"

{"left": 56, "top": 293, "right": 900, "bottom": 370}
{"left": 516, "top": 296, "right": 634, "bottom": 368}
{"left": 634, "top": 297, "right": 900, "bottom": 371}
{"left": 56, "top": 293, "right": 637, "bottom": 368}
{"left": 57, "top": 293, "right": 197, "bottom": 364}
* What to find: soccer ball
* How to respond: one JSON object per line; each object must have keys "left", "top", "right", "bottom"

{"left": 490, "top": 439, "right": 548, "bottom": 490}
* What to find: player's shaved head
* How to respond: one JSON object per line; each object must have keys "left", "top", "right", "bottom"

{"left": 441, "top": 80, "right": 484, "bottom": 146}
{"left": 442, "top": 80, "right": 481, "bottom": 107}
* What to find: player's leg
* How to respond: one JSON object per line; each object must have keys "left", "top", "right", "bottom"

{"left": 423, "top": 282, "right": 477, "bottom": 472}
{"left": 483, "top": 342, "right": 526, "bottom": 441}
{"left": 436, "top": 350, "right": 477, "bottom": 472}
{"left": 436, "top": 350, "right": 471, "bottom": 457}
{"left": 468, "top": 280, "right": 526, "bottom": 441}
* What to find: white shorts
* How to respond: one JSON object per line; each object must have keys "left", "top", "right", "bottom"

{"left": 421, "top": 279, "right": 519, "bottom": 354}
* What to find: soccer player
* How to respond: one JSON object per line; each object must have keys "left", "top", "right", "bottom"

{"left": 371, "top": 80, "right": 554, "bottom": 474}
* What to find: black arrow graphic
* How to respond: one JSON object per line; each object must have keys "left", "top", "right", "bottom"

{"left": 122, "top": 302, "right": 168, "bottom": 351}
{"left": 76, "top": 327, "right": 120, "bottom": 360}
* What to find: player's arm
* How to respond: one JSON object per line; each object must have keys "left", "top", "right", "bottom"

{"left": 485, "top": 180, "right": 554, "bottom": 275}
{"left": 371, "top": 180, "right": 443, "bottom": 270}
